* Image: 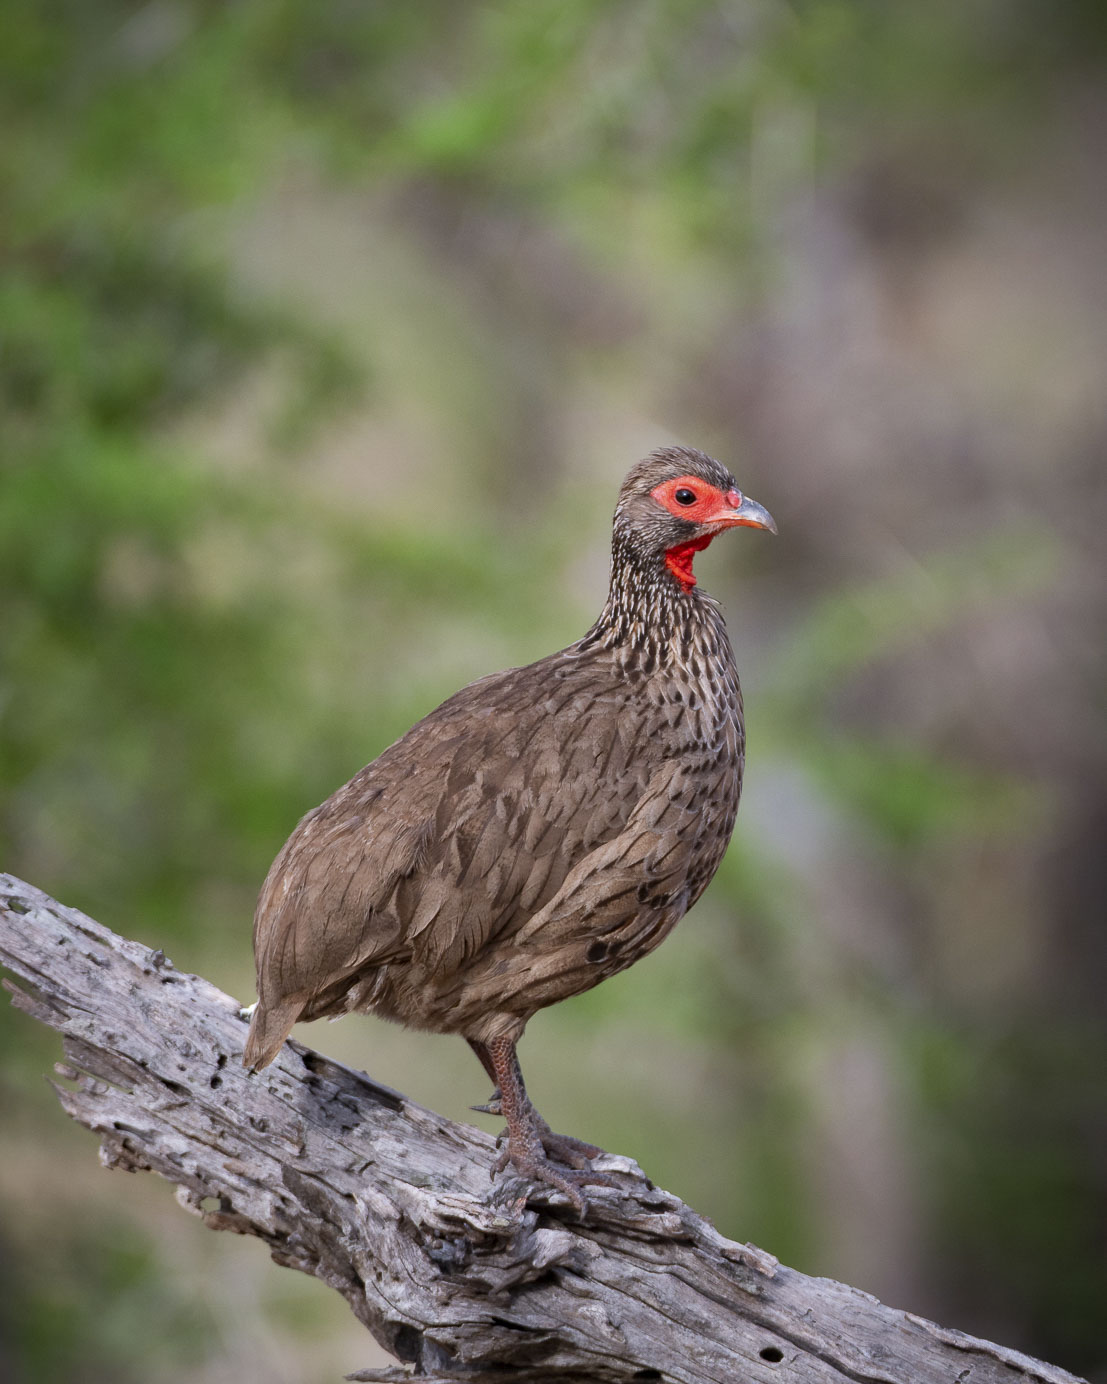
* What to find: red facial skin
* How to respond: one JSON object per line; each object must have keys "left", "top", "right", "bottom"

{"left": 649, "top": 475, "right": 760, "bottom": 591}
{"left": 662, "top": 533, "right": 714, "bottom": 590}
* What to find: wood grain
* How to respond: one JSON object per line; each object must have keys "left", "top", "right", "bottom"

{"left": 0, "top": 875, "right": 1086, "bottom": 1384}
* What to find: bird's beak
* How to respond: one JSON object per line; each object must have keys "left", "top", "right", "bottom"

{"left": 713, "top": 490, "right": 778, "bottom": 535}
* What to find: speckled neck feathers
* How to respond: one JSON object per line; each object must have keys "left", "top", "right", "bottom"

{"left": 579, "top": 524, "right": 726, "bottom": 676}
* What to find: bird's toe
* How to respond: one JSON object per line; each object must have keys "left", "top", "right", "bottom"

{"left": 534, "top": 1124, "right": 605, "bottom": 1169}
{"left": 493, "top": 1132, "right": 620, "bottom": 1215}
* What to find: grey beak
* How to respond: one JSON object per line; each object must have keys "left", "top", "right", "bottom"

{"left": 729, "top": 494, "right": 777, "bottom": 535}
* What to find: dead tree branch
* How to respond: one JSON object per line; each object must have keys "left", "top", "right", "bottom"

{"left": 0, "top": 874, "right": 1087, "bottom": 1384}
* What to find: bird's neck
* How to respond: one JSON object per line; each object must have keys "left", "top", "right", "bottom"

{"left": 580, "top": 529, "right": 722, "bottom": 667}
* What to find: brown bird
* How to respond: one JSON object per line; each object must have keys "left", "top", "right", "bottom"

{"left": 244, "top": 446, "right": 775, "bottom": 1205}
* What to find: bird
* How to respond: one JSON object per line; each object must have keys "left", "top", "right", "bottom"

{"left": 244, "top": 446, "right": 775, "bottom": 1207}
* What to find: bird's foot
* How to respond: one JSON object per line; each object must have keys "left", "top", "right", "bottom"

{"left": 474, "top": 1038, "right": 617, "bottom": 1214}
{"left": 475, "top": 1094, "right": 605, "bottom": 1169}
{"left": 530, "top": 1111, "right": 604, "bottom": 1169}
{"left": 492, "top": 1134, "right": 617, "bottom": 1215}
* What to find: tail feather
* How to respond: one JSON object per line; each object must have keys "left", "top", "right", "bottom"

{"left": 243, "top": 999, "right": 302, "bottom": 1071}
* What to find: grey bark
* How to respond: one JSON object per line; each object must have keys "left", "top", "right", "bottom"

{"left": 0, "top": 874, "right": 1086, "bottom": 1384}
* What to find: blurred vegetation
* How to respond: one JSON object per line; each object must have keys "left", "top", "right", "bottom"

{"left": 2, "top": 2, "right": 1106, "bottom": 1381}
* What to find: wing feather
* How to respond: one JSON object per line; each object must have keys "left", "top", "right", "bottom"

{"left": 249, "top": 660, "right": 654, "bottom": 1048}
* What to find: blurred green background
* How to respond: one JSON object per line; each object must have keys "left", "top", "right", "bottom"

{"left": 2, "top": 1, "right": 1106, "bottom": 1380}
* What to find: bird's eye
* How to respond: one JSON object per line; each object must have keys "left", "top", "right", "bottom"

{"left": 674, "top": 488, "right": 697, "bottom": 506}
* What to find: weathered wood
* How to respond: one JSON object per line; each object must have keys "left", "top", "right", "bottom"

{"left": 0, "top": 874, "right": 1086, "bottom": 1384}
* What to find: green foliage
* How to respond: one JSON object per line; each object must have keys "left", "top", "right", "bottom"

{"left": 0, "top": 1216, "right": 213, "bottom": 1384}
{"left": 912, "top": 1018, "right": 1107, "bottom": 1365}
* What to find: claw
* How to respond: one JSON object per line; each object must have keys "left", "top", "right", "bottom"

{"left": 494, "top": 1142, "right": 618, "bottom": 1215}
{"left": 493, "top": 1123, "right": 616, "bottom": 1214}
{"left": 473, "top": 1036, "right": 616, "bottom": 1216}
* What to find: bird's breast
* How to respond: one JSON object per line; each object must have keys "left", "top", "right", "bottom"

{"left": 627, "top": 610, "right": 743, "bottom": 761}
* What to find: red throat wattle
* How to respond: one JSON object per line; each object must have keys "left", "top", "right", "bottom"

{"left": 664, "top": 533, "right": 715, "bottom": 591}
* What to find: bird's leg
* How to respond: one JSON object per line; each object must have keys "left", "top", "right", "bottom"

{"left": 483, "top": 1036, "right": 614, "bottom": 1212}
{"left": 503, "top": 1045, "right": 604, "bottom": 1164}
{"left": 469, "top": 1037, "right": 605, "bottom": 1163}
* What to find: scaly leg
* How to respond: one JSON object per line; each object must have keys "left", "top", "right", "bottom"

{"left": 467, "top": 1038, "right": 602, "bottom": 1163}
{"left": 476, "top": 1036, "right": 613, "bottom": 1212}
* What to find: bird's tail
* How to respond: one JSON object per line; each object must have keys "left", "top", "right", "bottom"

{"left": 242, "top": 998, "right": 301, "bottom": 1071}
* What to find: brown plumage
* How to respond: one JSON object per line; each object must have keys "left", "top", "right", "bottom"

{"left": 245, "top": 446, "right": 775, "bottom": 1205}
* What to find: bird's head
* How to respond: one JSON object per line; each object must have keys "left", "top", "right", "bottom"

{"left": 614, "top": 446, "right": 776, "bottom": 591}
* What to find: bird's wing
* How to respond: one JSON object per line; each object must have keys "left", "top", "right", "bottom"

{"left": 449, "top": 757, "right": 706, "bottom": 1020}
{"left": 250, "top": 656, "right": 656, "bottom": 1021}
